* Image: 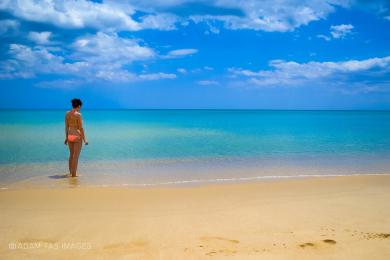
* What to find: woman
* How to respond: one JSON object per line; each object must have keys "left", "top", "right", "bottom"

{"left": 64, "top": 98, "right": 88, "bottom": 177}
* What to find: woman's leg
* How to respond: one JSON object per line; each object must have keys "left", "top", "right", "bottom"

{"left": 70, "top": 141, "right": 82, "bottom": 177}
{"left": 68, "top": 142, "right": 75, "bottom": 175}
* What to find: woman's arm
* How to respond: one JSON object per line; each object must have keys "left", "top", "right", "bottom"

{"left": 64, "top": 113, "right": 69, "bottom": 145}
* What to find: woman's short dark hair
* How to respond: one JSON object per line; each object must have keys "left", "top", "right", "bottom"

{"left": 71, "top": 98, "right": 82, "bottom": 108}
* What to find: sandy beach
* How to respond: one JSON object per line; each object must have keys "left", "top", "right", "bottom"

{"left": 0, "top": 175, "right": 389, "bottom": 259}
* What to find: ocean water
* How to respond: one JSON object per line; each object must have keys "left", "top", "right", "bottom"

{"left": 1, "top": 110, "right": 390, "bottom": 188}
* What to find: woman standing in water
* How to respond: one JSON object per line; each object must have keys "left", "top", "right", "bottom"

{"left": 64, "top": 98, "right": 88, "bottom": 177}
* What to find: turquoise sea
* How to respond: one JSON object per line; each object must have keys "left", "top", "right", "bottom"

{"left": 1, "top": 110, "right": 390, "bottom": 188}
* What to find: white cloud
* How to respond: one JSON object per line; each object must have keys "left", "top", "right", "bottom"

{"left": 94, "top": 69, "right": 137, "bottom": 82}
{"left": 35, "top": 79, "right": 84, "bottom": 89}
{"left": 0, "top": 0, "right": 178, "bottom": 32}
{"left": 191, "top": 17, "right": 220, "bottom": 34}
{"left": 0, "top": 19, "right": 19, "bottom": 34}
{"left": 316, "top": 34, "right": 331, "bottom": 41}
{"left": 0, "top": 44, "right": 87, "bottom": 79}
{"left": 177, "top": 66, "right": 213, "bottom": 74}
{"left": 205, "top": 22, "right": 220, "bottom": 34}
{"left": 0, "top": 0, "right": 355, "bottom": 33}
{"left": 177, "top": 68, "right": 187, "bottom": 74}
{"left": 0, "top": 38, "right": 176, "bottom": 84}
{"left": 72, "top": 32, "right": 155, "bottom": 63}
{"left": 165, "top": 48, "right": 198, "bottom": 58}
{"left": 197, "top": 80, "right": 219, "bottom": 86}
{"left": 330, "top": 24, "right": 354, "bottom": 39}
{"left": 0, "top": 30, "right": 194, "bottom": 84}
{"left": 138, "top": 72, "right": 176, "bottom": 80}
{"left": 92, "top": 70, "right": 177, "bottom": 82}
{"left": 228, "top": 56, "right": 390, "bottom": 90}
{"left": 317, "top": 23, "right": 354, "bottom": 41}
{"left": 0, "top": 0, "right": 140, "bottom": 31}
{"left": 139, "top": 13, "right": 180, "bottom": 30}
{"left": 188, "top": 0, "right": 350, "bottom": 32}
{"left": 129, "top": 0, "right": 351, "bottom": 32}
{"left": 28, "top": 31, "right": 53, "bottom": 45}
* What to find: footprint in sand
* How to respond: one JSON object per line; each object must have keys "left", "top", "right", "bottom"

{"left": 345, "top": 229, "right": 390, "bottom": 240}
{"left": 198, "top": 236, "right": 240, "bottom": 256}
{"left": 299, "top": 242, "right": 316, "bottom": 248}
{"left": 299, "top": 239, "right": 337, "bottom": 249}
{"left": 363, "top": 232, "right": 390, "bottom": 240}
{"left": 323, "top": 239, "right": 337, "bottom": 244}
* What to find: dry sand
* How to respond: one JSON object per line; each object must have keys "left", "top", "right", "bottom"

{"left": 0, "top": 175, "right": 390, "bottom": 259}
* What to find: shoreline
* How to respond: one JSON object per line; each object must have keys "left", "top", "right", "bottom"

{"left": 2, "top": 172, "right": 390, "bottom": 190}
{"left": 2, "top": 153, "right": 390, "bottom": 189}
{"left": 1, "top": 174, "right": 390, "bottom": 259}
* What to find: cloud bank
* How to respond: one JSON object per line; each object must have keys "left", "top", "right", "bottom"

{"left": 228, "top": 56, "right": 390, "bottom": 92}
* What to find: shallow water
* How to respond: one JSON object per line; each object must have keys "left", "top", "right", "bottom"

{"left": 1, "top": 110, "right": 390, "bottom": 188}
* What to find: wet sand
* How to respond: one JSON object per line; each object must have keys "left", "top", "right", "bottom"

{"left": 0, "top": 175, "right": 390, "bottom": 259}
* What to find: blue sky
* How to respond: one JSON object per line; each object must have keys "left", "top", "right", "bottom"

{"left": 0, "top": 0, "right": 389, "bottom": 109}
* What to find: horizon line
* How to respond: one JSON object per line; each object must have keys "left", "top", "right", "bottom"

{"left": 1, "top": 108, "right": 390, "bottom": 112}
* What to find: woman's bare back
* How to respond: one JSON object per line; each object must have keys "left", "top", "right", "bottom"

{"left": 66, "top": 110, "right": 82, "bottom": 137}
